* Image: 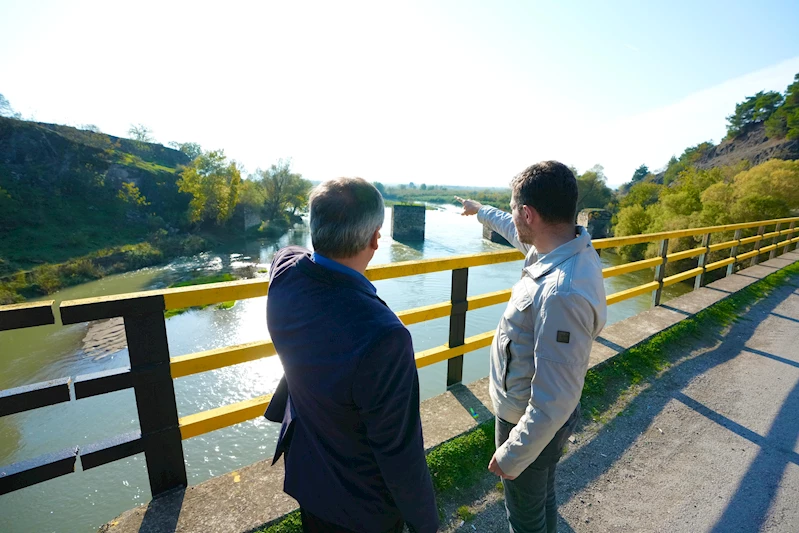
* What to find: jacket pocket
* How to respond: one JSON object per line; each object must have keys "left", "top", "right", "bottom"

{"left": 500, "top": 334, "right": 512, "bottom": 392}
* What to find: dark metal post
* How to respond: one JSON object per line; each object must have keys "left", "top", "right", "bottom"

{"left": 123, "top": 303, "right": 187, "bottom": 497}
{"left": 652, "top": 239, "right": 669, "bottom": 307}
{"left": 769, "top": 223, "right": 783, "bottom": 260}
{"left": 694, "top": 233, "right": 711, "bottom": 290}
{"left": 750, "top": 225, "right": 766, "bottom": 267}
{"left": 726, "top": 229, "right": 742, "bottom": 277}
{"left": 447, "top": 268, "right": 468, "bottom": 388}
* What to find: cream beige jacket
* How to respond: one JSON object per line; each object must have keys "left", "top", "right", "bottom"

{"left": 477, "top": 206, "right": 607, "bottom": 478}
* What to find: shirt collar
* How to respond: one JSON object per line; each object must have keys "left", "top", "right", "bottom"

{"left": 525, "top": 226, "right": 593, "bottom": 280}
{"left": 312, "top": 252, "right": 377, "bottom": 294}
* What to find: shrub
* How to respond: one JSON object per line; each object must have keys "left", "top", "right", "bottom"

{"left": 32, "top": 265, "right": 62, "bottom": 294}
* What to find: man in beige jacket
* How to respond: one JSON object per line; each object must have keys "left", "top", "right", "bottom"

{"left": 457, "top": 160, "right": 606, "bottom": 533}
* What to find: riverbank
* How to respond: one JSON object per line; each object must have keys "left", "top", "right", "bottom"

{"left": 0, "top": 233, "right": 210, "bottom": 305}
{"left": 0, "top": 222, "right": 291, "bottom": 306}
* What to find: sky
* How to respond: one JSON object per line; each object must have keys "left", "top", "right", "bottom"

{"left": 1, "top": 0, "right": 798, "bottom": 188}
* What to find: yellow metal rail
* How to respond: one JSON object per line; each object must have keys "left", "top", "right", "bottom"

{"left": 4, "top": 215, "right": 798, "bottom": 447}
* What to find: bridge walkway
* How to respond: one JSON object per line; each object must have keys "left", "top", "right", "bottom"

{"left": 440, "top": 251, "right": 799, "bottom": 532}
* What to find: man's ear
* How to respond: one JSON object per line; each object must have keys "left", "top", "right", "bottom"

{"left": 369, "top": 228, "right": 380, "bottom": 251}
{"left": 522, "top": 204, "right": 537, "bottom": 225}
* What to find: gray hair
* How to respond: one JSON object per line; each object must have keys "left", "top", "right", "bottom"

{"left": 309, "top": 177, "right": 385, "bottom": 258}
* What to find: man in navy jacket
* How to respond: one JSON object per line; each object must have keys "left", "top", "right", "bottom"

{"left": 266, "top": 177, "right": 438, "bottom": 533}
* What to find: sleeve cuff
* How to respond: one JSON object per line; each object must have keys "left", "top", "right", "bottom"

{"left": 494, "top": 441, "right": 525, "bottom": 479}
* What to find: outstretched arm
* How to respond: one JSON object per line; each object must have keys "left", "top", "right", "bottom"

{"left": 455, "top": 196, "right": 532, "bottom": 255}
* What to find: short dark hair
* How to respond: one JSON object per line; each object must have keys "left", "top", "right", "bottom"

{"left": 510, "top": 161, "right": 578, "bottom": 224}
{"left": 309, "top": 177, "right": 385, "bottom": 258}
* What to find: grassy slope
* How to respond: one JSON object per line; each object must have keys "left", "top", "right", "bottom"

{"left": 0, "top": 118, "right": 190, "bottom": 270}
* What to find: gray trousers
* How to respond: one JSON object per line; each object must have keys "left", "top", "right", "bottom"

{"left": 495, "top": 407, "right": 580, "bottom": 533}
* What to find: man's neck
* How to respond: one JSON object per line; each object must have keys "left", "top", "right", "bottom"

{"left": 532, "top": 224, "right": 577, "bottom": 254}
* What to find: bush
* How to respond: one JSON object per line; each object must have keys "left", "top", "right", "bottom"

{"left": 61, "top": 258, "right": 103, "bottom": 282}
{"left": 0, "top": 284, "right": 23, "bottom": 305}
{"left": 32, "top": 265, "right": 62, "bottom": 294}
{"left": 255, "top": 217, "right": 290, "bottom": 239}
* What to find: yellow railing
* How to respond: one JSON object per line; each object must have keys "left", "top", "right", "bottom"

{"left": 1, "top": 215, "right": 797, "bottom": 497}
{"left": 63, "top": 215, "right": 799, "bottom": 441}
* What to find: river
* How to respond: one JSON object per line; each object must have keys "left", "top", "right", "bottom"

{"left": 0, "top": 205, "right": 692, "bottom": 532}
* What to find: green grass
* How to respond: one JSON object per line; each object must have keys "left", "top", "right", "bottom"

{"left": 456, "top": 505, "right": 475, "bottom": 521}
{"left": 164, "top": 273, "right": 237, "bottom": 319}
{"left": 252, "top": 257, "right": 799, "bottom": 533}
{"left": 257, "top": 511, "right": 302, "bottom": 533}
{"left": 426, "top": 421, "right": 495, "bottom": 493}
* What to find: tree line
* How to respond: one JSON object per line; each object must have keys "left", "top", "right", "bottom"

{"left": 726, "top": 73, "right": 799, "bottom": 140}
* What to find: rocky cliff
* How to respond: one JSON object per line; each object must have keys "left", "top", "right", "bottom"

{"left": 695, "top": 122, "right": 799, "bottom": 170}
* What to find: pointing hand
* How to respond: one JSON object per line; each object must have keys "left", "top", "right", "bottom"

{"left": 454, "top": 196, "right": 482, "bottom": 216}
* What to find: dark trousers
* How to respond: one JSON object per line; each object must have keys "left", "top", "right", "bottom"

{"left": 300, "top": 508, "right": 404, "bottom": 533}
{"left": 495, "top": 406, "right": 580, "bottom": 533}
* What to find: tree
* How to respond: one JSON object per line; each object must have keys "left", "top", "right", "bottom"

{"left": 285, "top": 174, "right": 312, "bottom": 214}
{"left": 168, "top": 141, "right": 203, "bottom": 160}
{"left": 373, "top": 182, "right": 387, "bottom": 197}
{"left": 620, "top": 181, "right": 661, "bottom": 209}
{"left": 726, "top": 91, "right": 784, "bottom": 138}
{"left": 631, "top": 164, "right": 649, "bottom": 183}
{"left": 177, "top": 149, "right": 242, "bottom": 225}
{"left": 662, "top": 142, "right": 714, "bottom": 185}
{"left": 408, "top": 182, "right": 416, "bottom": 189}
{"left": 613, "top": 205, "right": 652, "bottom": 260}
{"left": 238, "top": 178, "right": 267, "bottom": 213}
{"left": 128, "top": 124, "right": 154, "bottom": 143}
{"left": 0, "top": 93, "right": 21, "bottom": 119}
{"left": 765, "top": 73, "right": 799, "bottom": 139}
{"left": 118, "top": 182, "right": 149, "bottom": 207}
{"left": 576, "top": 165, "right": 613, "bottom": 212}
{"left": 420, "top": 183, "right": 427, "bottom": 190}
{"left": 81, "top": 124, "right": 101, "bottom": 133}
{"left": 256, "top": 159, "right": 311, "bottom": 220}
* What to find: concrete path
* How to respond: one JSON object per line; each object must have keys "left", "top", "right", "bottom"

{"left": 444, "top": 253, "right": 799, "bottom": 533}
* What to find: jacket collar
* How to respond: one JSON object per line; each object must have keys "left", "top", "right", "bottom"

{"left": 525, "top": 226, "right": 593, "bottom": 280}
{"left": 297, "top": 253, "right": 381, "bottom": 299}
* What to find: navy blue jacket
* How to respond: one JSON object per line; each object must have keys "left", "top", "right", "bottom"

{"left": 265, "top": 246, "right": 438, "bottom": 533}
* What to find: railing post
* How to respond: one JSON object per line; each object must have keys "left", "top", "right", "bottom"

{"left": 694, "top": 233, "right": 711, "bottom": 290}
{"left": 652, "top": 238, "right": 669, "bottom": 307}
{"left": 786, "top": 221, "right": 796, "bottom": 252}
{"left": 769, "top": 223, "right": 783, "bottom": 260}
{"left": 726, "top": 229, "right": 742, "bottom": 277}
{"left": 123, "top": 301, "right": 187, "bottom": 497}
{"left": 446, "top": 268, "right": 468, "bottom": 388}
{"left": 750, "top": 225, "right": 766, "bottom": 267}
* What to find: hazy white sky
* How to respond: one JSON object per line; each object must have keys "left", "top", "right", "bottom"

{"left": 2, "top": 0, "right": 798, "bottom": 187}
